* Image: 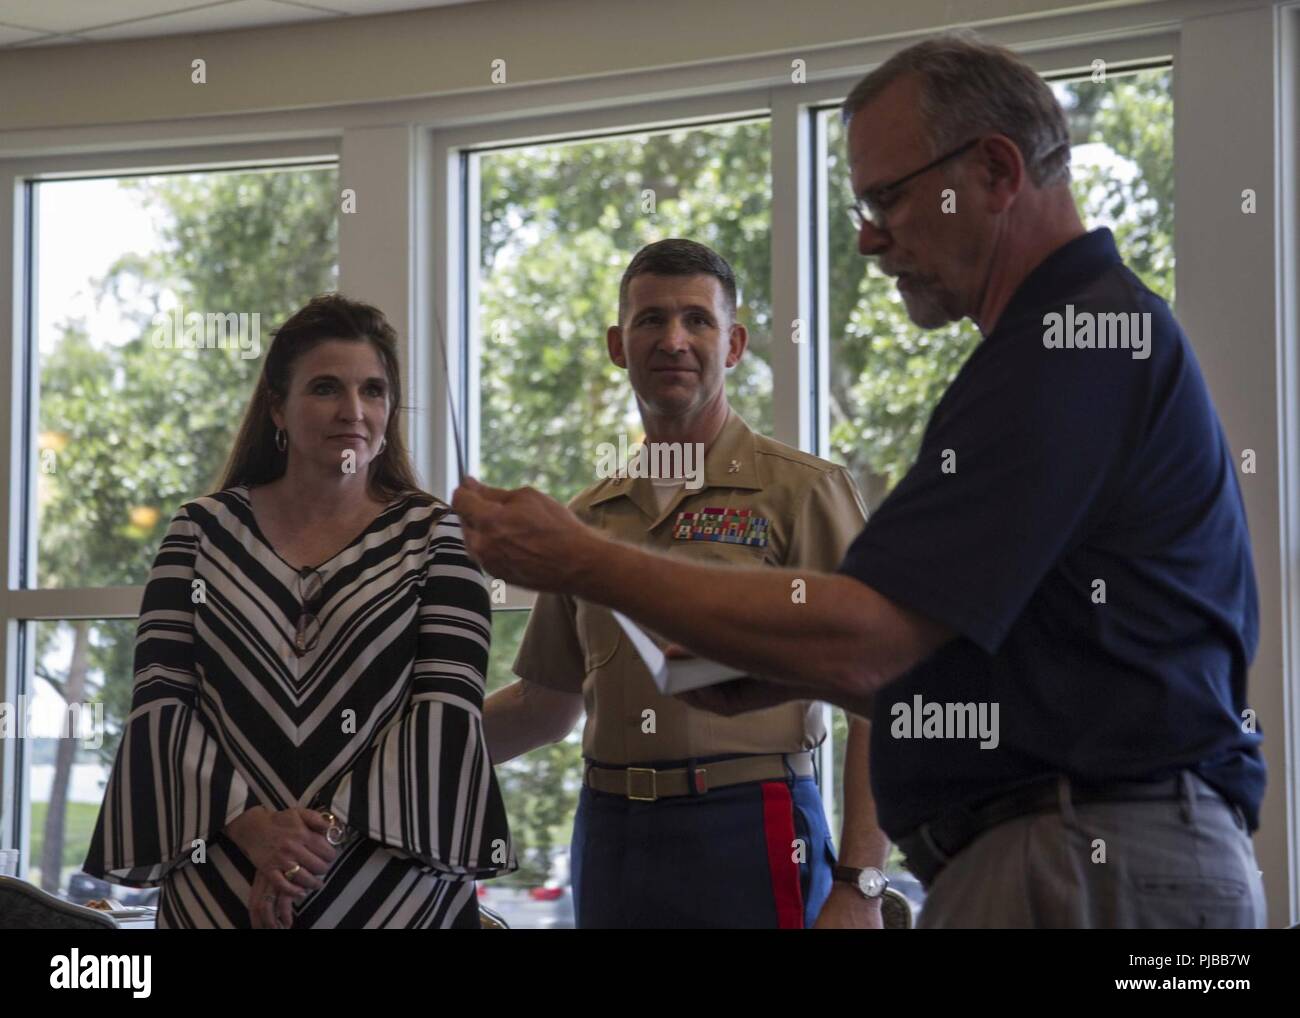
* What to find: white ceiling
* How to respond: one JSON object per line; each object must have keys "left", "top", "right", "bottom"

{"left": 0, "top": 0, "right": 491, "bottom": 47}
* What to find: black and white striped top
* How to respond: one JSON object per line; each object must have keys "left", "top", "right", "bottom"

{"left": 83, "top": 484, "right": 515, "bottom": 928}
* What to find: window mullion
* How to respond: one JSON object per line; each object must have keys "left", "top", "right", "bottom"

{"left": 769, "top": 86, "right": 814, "bottom": 453}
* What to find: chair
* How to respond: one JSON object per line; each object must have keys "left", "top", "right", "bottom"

{"left": 0, "top": 875, "right": 119, "bottom": 930}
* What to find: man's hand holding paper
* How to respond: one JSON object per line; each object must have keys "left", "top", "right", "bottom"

{"left": 454, "top": 475, "right": 599, "bottom": 593}
{"left": 453, "top": 477, "right": 793, "bottom": 700}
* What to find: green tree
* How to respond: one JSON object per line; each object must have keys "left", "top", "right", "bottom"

{"left": 33, "top": 166, "right": 338, "bottom": 891}
{"left": 476, "top": 122, "right": 774, "bottom": 881}
{"left": 478, "top": 121, "right": 773, "bottom": 502}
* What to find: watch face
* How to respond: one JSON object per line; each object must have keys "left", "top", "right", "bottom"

{"left": 858, "top": 867, "right": 887, "bottom": 898}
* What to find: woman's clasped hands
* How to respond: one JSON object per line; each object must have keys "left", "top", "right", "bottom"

{"left": 227, "top": 806, "right": 339, "bottom": 929}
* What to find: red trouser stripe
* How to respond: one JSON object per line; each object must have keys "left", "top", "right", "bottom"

{"left": 761, "top": 781, "right": 805, "bottom": 929}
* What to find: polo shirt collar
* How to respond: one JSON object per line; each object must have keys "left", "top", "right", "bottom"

{"left": 991, "top": 227, "right": 1123, "bottom": 338}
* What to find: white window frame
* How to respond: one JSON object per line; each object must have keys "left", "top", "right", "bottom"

{"left": 0, "top": 139, "right": 341, "bottom": 871}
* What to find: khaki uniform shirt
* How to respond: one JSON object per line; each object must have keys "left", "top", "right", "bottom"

{"left": 512, "top": 410, "right": 868, "bottom": 765}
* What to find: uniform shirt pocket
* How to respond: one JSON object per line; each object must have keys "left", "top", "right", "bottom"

{"left": 574, "top": 599, "right": 622, "bottom": 673}
{"left": 665, "top": 537, "right": 774, "bottom": 568}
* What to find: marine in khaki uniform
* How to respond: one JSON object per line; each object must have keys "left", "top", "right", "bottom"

{"left": 485, "top": 239, "right": 889, "bottom": 929}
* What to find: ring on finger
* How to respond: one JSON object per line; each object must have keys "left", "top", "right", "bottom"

{"left": 283, "top": 863, "right": 301, "bottom": 879}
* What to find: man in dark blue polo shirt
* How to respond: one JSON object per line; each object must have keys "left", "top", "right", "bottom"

{"left": 453, "top": 32, "right": 1266, "bottom": 928}
{"left": 841, "top": 219, "right": 1265, "bottom": 831}
{"left": 835, "top": 222, "right": 1266, "bottom": 925}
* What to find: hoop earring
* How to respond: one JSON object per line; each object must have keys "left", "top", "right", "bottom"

{"left": 275, "top": 428, "right": 287, "bottom": 452}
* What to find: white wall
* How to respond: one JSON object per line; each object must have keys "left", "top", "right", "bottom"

{"left": 0, "top": 0, "right": 1187, "bottom": 134}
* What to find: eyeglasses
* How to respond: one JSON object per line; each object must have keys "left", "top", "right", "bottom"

{"left": 848, "top": 138, "right": 980, "bottom": 232}
{"left": 294, "top": 566, "right": 325, "bottom": 655}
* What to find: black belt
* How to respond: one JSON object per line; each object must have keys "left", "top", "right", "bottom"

{"left": 895, "top": 772, "right": 1235, "bottom": 889}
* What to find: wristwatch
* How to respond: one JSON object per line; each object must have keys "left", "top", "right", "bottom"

{"left": 833, "top": 865, "right": 889, "bottom": 900}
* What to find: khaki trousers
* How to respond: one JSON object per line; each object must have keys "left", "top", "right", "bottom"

{"left": 916, "top": 772, "right": 1266, "bottom": 929}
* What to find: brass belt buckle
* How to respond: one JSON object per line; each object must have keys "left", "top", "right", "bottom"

{"left": 626, "top": 767, "right": 657, "bottom": 801}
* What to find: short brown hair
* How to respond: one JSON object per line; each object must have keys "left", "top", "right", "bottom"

{"left": 617, "top": 238, "right": 738, "bottom": 325}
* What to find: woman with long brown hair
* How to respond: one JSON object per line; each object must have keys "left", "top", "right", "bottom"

{"left": 84, "top": 294, "right": 514, "bottom": 928}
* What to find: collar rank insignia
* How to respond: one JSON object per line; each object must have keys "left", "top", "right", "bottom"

{"left": 672, "top": 506, "right": 769, "bottom": 547}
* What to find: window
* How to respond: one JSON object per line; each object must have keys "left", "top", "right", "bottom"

{"left": 12, "top": 162, "right": 339, "bottom": 899}
{"left": 480, "top": 609, "right": 581, "bottom": 928}
{"left": 469, "top": 119, "right": 773, "bottom": 926}
{"left": 473, "top": 119, "right": 773, "bottom": 498}
{"left": 25, "top": 620, "right": 133, "bottom": 898}
{"left": 32, "top": 165, "right": 339, "bottom": 588}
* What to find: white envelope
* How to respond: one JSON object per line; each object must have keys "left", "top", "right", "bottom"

{"left": 611, "top": 610, "right": 748, "bottom": 694}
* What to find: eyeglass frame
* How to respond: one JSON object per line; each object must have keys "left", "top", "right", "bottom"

{"left": 294, "top": 565, "right": 325, "bottom": 655}
{"left": 847, "top": 137, "right": 983, "bottom": 231}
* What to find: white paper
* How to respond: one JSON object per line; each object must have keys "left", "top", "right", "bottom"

{"left": 611, "top": 611, "right": 748, "bottom": 694}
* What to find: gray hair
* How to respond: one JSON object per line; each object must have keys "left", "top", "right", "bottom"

{"left": 842, "top": 31, "right": 1071, "bottom": 188}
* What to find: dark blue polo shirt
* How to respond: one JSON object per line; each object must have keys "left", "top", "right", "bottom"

{"left": 838, "top": 228, "right": 1265, "bottom": 837}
